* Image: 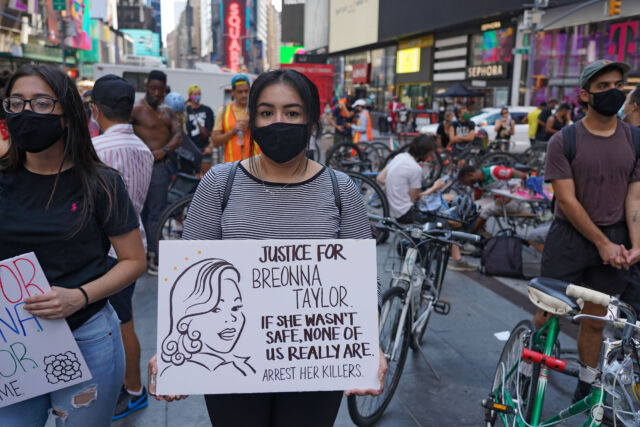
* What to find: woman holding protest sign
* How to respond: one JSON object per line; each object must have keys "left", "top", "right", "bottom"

{"left": 0, "top": 65, "right": 146, "bottom": 426}
{"left": 148, "top": 68, "right": 386, "bottom": 426}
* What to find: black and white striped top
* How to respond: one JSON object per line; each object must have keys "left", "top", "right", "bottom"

{"left": 182, "top": 162, "right": 381, "bottom": 305}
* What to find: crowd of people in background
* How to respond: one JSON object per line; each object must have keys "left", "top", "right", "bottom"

{"left": 2, "top": 57, "right": 640, "bottom": 426}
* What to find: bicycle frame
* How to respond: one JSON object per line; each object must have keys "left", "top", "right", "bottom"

{"left": 494, "top": 315, "right": 608, "bottom": 426}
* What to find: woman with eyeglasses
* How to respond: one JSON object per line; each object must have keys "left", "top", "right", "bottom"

{"left": 0, "top": 65, "right": 146, "bottom": 426}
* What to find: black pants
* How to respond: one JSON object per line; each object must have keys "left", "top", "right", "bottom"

{"left": 204, "top": 391, "right": 342, "bottom": 427}
{"left": 542, "top": 219, "right": 630, "bottom": 295}
{"left": 141, "top": 160, "right": 171, "bottom": 253}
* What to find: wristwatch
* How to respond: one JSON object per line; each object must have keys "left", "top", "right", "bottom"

{"left": 162, "top": 146, "right": 169, "bottom": 153}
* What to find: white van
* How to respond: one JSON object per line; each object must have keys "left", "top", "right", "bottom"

{"left": 92, "top": 63, "right": 256, "bottom": 112}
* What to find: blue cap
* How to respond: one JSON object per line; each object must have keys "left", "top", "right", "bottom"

{"left": 164, "top": 92, "right": 185, "bottom": 113}
{"left": 231, "top": 74, "right": 250, "bottom": 89}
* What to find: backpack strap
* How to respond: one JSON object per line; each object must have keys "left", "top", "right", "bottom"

{"left": 221, "top": 161, "right": 239, "bottom": 213}
{"left": 327, "top": 167, "right": 343, "bottom": 217}
{"left": 561, "top": 124, "right": 578, "bottom": 164}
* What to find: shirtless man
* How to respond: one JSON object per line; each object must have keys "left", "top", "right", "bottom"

{"left": 131, "top": 70, "right": 182, "bottom": 273}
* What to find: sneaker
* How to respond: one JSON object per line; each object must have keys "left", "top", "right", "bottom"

{"left": 460, "top": 243, "right": 478, "bottom": 255}
{"left": 112, "top": 387, "right": 148, "bottom": 420}
{"left": 447, "top": 258, "right": 479, "bottom": 272}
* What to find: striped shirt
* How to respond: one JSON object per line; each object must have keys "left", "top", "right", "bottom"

{"left": 183, "top": 162, "right": 381, "bottom": 305}
{"left": 93, "top": 124, "right": 154, "bottom": 252}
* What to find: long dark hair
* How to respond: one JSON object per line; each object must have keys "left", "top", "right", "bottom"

{"left": 247, "top": 69, "right": 320, "bottom": 172}
{"left": 0, "top": 65, "right": 119, "bottom": 236}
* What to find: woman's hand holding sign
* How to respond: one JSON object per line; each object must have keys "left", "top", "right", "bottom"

{"left": 345, "top": 349, "right": 387, "bottom": 397}
{"left": 23, "top": 286, "right": 86, "bottom": 319}
{"left": 148, "top": 354, "right": 188, "bottom": 402}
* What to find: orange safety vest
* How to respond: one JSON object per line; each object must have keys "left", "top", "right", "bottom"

{"left": 221, "top": 102, "right": 259, "bottom": 162}
{"left": 353, "top": 110, "right": 373, "bottom": 142}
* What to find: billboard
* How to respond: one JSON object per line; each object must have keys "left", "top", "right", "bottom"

{"left": 46, "top": 0, "right": 92, "bottom": 51}
{"left": 281, "top": 3, "right": 304, "bottom": 45}
{"left": 222, "top": 0, "right": 247, "bottom": 71}
{"left": 120, "top": 29, "right": 161, "bottom": 57}
{"left": 329, "top": 0, "right": 378, "bottom": 53}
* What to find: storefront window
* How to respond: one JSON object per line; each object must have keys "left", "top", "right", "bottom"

{"left": 527, "top": 18, "right": 640, "bottom": 105}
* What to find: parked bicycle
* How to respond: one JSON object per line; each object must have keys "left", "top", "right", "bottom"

{"left": 484, "top": 277, "right": 640, "bottom": 426}
{"left": 348, "top": 214, "right": 480, "bottom": 426}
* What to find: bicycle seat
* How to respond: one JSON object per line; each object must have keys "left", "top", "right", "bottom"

{"left": 527, "top": 277, "right": 580, "bottom": 315}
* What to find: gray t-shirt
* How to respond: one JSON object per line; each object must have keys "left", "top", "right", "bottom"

{"left": 544, "top": 120, "right": 640, "bottom": 226}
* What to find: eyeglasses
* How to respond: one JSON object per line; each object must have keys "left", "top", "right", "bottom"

{"left": 2, "top": 96, "right": 60, "bottom": 114}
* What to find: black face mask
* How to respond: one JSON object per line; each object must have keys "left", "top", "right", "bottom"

{"left": 253, "top": 122, "right": 308, "bottom": 164}
{"left": 145, "top": 93, "right": 160, "bottom": 107}
{"left": 6, "top": 110, "right": 65, "bottom": 153}
{"left": 589, "top": 88, "right": 626, "bottom": 117}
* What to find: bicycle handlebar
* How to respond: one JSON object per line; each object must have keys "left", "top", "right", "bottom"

{"left": 450, "top": 230, "right": 482, "bottom": 243}
{"left": 367, "top": 214, "right": 481, "bottom": 243}
{"left": 566, "top": 284, "right": 610, "bottom": 308}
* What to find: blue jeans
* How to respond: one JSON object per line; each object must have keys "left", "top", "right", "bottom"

{"left": 0, "top": 304, "right": 125, "bottom": 427}
{"left": 141, "top": 161, "right": 171, "bottom": 253}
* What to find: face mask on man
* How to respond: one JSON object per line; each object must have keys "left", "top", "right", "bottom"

{"left": 618, "top": 104, "right": 627, "bottom": 120}
{"left": 253, "top": 122, "right": 309, "bottom": 164}
{"left": 6, "top": 110, "right": 65, "bottom": 153}
{"left": 588, "top": 88, "right": 626, "bottom": 117}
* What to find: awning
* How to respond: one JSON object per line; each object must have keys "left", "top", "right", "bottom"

{"left": 541, "top": 1, "right": 640, "bottom": 30}
{"left": 433, "top": 83, "right": 485, "bottom": 98}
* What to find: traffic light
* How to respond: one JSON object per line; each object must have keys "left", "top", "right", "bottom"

{"left": 609, "top": 0, "right": 622, "bottom": 16}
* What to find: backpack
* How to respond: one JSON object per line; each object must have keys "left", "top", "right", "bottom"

{"left": 481, "top": 236, "right": 537, "bottom": 279}
{"left": 220, "top": 161, "right": 342, "bottom": 216}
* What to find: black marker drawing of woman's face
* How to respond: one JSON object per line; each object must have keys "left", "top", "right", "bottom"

{"left": 190, "top": 269, "right": 246, "bottom": 354}
{"left": 161, "top": 258, "right": 249, "bottom": 371}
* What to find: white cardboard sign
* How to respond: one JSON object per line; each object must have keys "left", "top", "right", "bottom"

{"left": 156, "top": 239, "right": 380, "bottom": 395}
{"left": 0, "top": 253, "right": 92, "bottom": 408}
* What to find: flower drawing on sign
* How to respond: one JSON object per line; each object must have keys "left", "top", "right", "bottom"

{"left": 44, "top": 351, "right": 83, "bottom": 384}
{"left": 161, "top": 258, "right": 255, "bottom": 377}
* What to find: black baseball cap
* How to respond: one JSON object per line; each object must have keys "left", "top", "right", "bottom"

{"left": 92, "top": 74, "right": 135, "bottom": 109}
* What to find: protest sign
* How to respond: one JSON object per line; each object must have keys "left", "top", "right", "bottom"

{"left": 156, "top": 239, "right": 379, "bottom": 395}
{"left": 0, "top": 253, "right": 91, "bottom": 408}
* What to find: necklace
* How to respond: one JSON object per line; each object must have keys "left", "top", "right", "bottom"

{"left": 255, "top": 156, "right": 300, "bottom": 196}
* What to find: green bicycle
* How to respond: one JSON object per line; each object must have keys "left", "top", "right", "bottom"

{"left": 484, "top": 277, "right": 640, "bottom": 426}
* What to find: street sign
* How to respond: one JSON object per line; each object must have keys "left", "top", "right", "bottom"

{"left": 52, "top": 0, "right": 66, "bottom": 11}
{"left": 513, "top": 47, "right": 530, "bottom": 55}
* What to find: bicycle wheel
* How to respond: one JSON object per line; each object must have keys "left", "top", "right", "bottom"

{"left": 410, "top": 242, "right": 448, "bottom": 350}
{"left": 348, "top": 286, "right": 410, "bottom": 426}
{"left": 478, "top": 152, "right": 520, "bottom": 168}
{"left": 325, "top": 142, "right": 367, "bottom": 172}
{"left": 360, "top": 143, "right": 381, "bottom": 172}
{"left": 154, "top": 193, "right": 194, "bottom": 254}
{"left": 370, "top": 141, "right": 393, "bottom": 170}
{"left": 344, "top": 171, "right": 390, "bottom": 245}
{"left": 489, "top": 320, "right": 538, "bottom": 426}
{"left": 381, "top": 145, "right": 410, "bottom": 169}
